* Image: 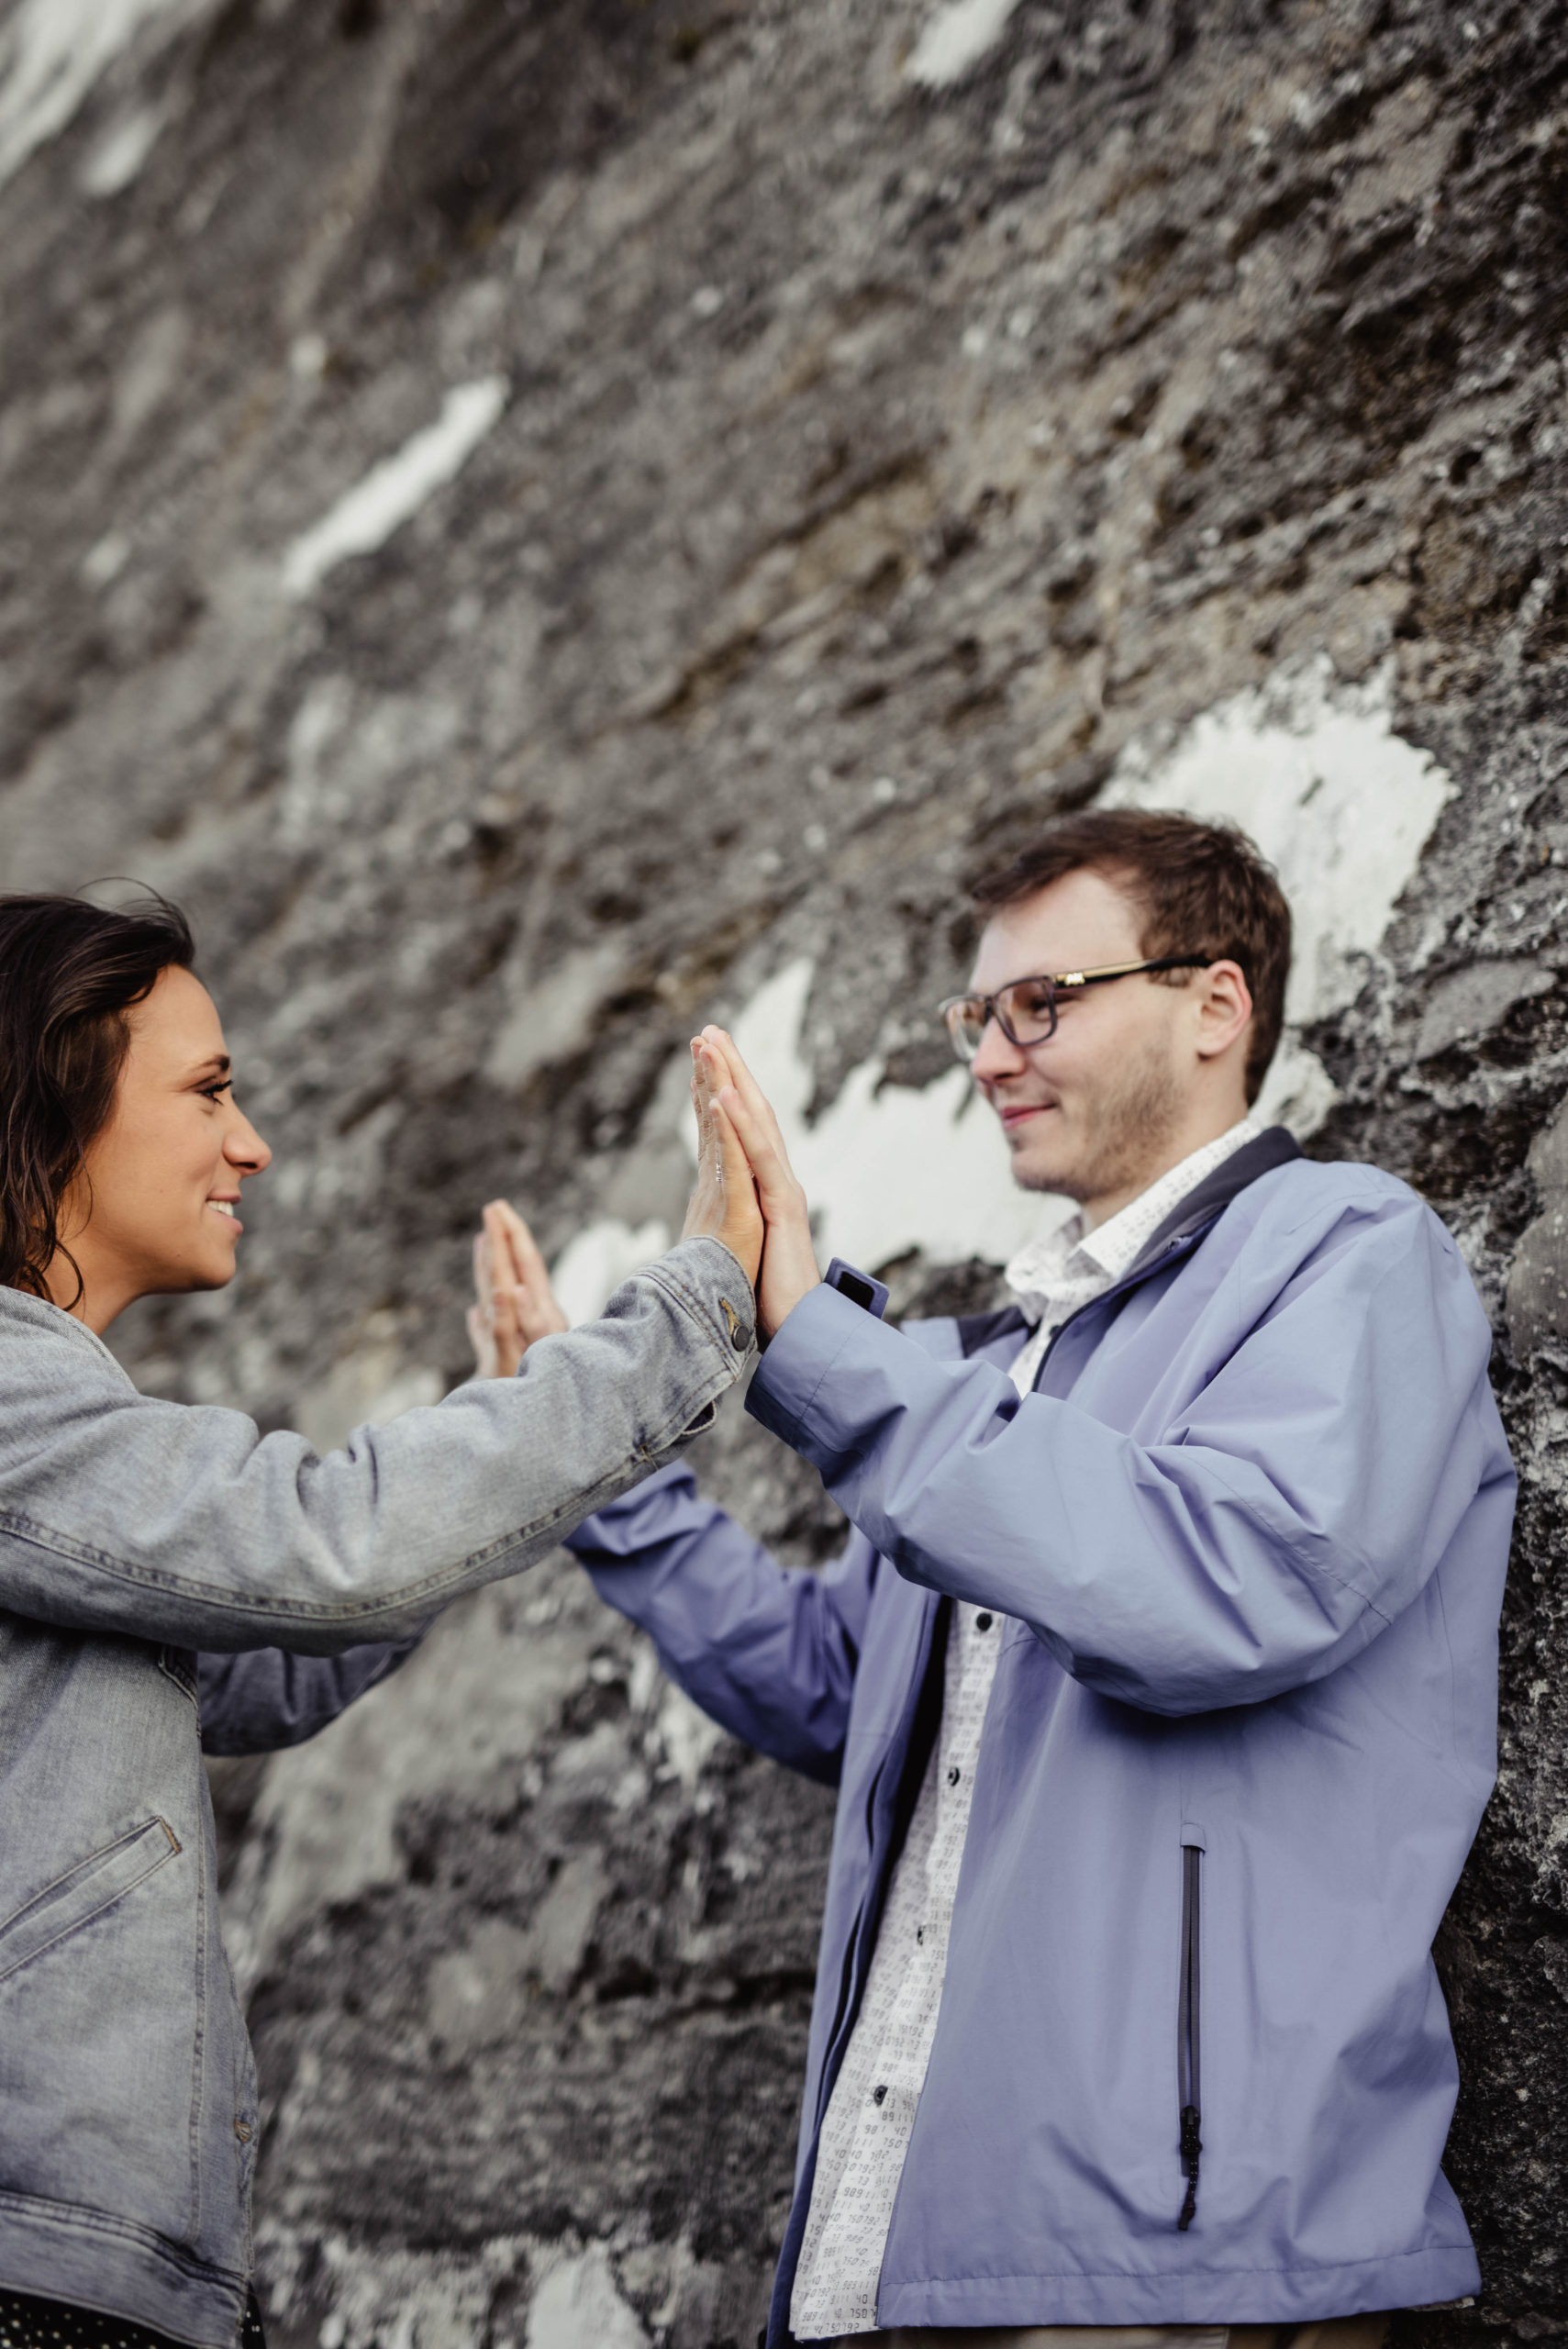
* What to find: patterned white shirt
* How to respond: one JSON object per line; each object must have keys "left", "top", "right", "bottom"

{"left": 789, "top": 1119, "right": 1262, "bottom": 2343}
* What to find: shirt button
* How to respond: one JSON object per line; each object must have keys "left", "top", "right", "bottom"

{"left": 916, "top": 1926, "right": 924, "bottom": 1943}
{"left": 873, "top": 2084, "right": 888, "bottom": 2105}
{"left": 947, "top": 1765, "right": 961, "bottom": 1787}
{"left": 975, "top": 1612, "right": 994, "bottom": 1631}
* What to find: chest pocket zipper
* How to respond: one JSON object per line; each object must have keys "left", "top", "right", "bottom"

{"left": 1177, "top": 1839, "right": 1203, "bottom": 2230}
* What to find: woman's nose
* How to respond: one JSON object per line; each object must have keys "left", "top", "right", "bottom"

{"left": 226, "top": 1117, "right": 272, "bottom": 1174}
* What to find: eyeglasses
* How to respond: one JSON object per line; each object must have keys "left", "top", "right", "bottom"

{"left": 938, "top": 956, "right": 1211, "bottom": 1063}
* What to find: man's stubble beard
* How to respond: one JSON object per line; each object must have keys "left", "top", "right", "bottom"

{"left": 1011, "top": 1030, "right": 1185, "bottom": 1205}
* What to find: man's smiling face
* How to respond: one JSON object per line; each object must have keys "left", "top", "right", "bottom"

{"left": 967, "top": 864, "right": 1213, "bottom": 1220}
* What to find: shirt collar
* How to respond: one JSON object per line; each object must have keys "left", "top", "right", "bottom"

{"left": 1004, "top": 1118, "right": 1262, "bottom": 1324}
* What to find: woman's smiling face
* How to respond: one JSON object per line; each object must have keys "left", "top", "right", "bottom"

{"left": 52, "top": 965, "right": 272, "bottom": 1332}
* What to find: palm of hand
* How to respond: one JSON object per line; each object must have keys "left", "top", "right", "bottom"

{"left": 468, "top": 1201, "right": 569, "bottom": 1379}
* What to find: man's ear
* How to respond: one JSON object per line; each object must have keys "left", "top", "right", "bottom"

{"left": 1194, "top": 960, "right": 1253, "bottom": 1063}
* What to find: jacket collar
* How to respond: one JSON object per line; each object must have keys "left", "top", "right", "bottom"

{"left": 955, "top": 1124, "right": 1303, "bottom": 1361}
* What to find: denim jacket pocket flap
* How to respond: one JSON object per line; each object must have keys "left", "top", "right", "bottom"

{"left": 0, "top": 1816, "right": 183, "bottom": 1988}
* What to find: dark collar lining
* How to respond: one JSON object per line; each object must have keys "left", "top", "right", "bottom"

{"left": 954, "top": 1125, "right": 1303, "bottom": 1360}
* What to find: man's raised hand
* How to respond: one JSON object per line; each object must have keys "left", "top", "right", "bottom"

{"left": 468, "top": 1199, "right": 570, "bottom": 1379}
{"left": 695, "top": 1025, "right": 820, "bottom": 1341}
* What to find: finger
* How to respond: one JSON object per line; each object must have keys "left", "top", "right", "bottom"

{"left": 482, "top": 1201, "right": 522, "bottom": 1290}
{"left": 696, "top": 1029, "right": 738, "bottom": 1092}
{"left": 491, "top": 1199, "right": 549, "bottom": 1292}
{"left": 716, "top": 1077, "right": 801, "bottom": 1215}
{"left": 690, "top": 1039, "right": 720, "bottom": 1174}
{"left": 495, "top": 1283, "right": 526, "bottom": 1351}
{"left": 708, "top": 1090, "right": 762, "bottom": 1271}
{"left": 701, "top": 1026, "right": 798, "bottom": 1176}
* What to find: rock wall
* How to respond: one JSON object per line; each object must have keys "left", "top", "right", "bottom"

{"left": 3, "top": 0, "right": 1568, "bottom": 2342}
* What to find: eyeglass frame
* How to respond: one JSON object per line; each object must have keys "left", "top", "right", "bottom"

{"left": 938, "top": 955, "right": 1213, "bottom": 1063}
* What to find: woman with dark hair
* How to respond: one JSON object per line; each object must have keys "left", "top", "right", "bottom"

{"left": 0, "top": 894, "right": 761, "bottom": 2349}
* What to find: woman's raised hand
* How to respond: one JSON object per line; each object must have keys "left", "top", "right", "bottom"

{"left": 695, "top": 1025, "right": 820, "bottom": 1341}
{"left": 681, "top": 1036, "right": 764, "bottom": 1286}
{"left": 468, "top": 1199, "right": 570, "bottom": 1379}
{"left": 472, "top": 1054, "right": 762, "bottom": 1381}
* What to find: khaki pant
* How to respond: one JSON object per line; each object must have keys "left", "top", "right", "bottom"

{"left": 835, "top": 2320, "right": 1393, "bottom": 2349}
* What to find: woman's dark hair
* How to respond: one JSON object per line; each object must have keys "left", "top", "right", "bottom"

{"left": 972, "top": 808, "right": 1293, "bottom": 1105}
{"left": 0, "top": 893, "right": 195, "bottom": 1302}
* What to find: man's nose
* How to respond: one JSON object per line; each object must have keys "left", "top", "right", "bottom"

{"left": 970, "top": 1013, "right": 1032, "bottom": 1085}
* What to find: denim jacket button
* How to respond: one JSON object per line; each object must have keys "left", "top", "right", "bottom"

{"left": 234, "top": 2118, "right": 253, "bottom": 2143}
{"left": 719, "top": 1297, "right": 749, "bottom": 1351}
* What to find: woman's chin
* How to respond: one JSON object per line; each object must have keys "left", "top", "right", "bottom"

{"left": 151, "top": 1248, "right": 242, "bottom": 1298}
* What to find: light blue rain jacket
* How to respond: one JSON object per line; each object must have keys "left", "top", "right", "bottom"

{"left": 566, "top": 1139, "right": 1515, "bottom": 2343}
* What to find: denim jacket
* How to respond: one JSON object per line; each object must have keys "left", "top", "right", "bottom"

{"left": 0, "top": 1238, "right": 751, "bottom": 2347}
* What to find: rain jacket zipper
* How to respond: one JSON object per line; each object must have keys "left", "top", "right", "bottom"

{"left": 1177, "top": 1840, "right": 1203, "bottom": 2230}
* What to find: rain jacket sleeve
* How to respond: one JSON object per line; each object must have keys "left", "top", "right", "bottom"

{"left": 565, "top": 1463, "right": 875, "bottom": 1785}
{"left": 197, "top": 1636, "right": 426, "bottom": 1754}
{"left": 747, "top": 1179, "right": 1507, "bottom": 1716}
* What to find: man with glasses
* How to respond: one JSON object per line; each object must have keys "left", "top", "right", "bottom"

{"left": 482, "top": 809, "right": 1512, "bottom": 2349}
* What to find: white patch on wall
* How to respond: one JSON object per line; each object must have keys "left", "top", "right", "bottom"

{"left": 906, "top": 0, "right": 1022, "bottom": 88}
{"left": 541, "top": 657, "right": 1452, "bottom": 1317}
{"left": 527, "top": 2245, "right": 649, "bottom": 2349}
{"left": 546, "top": 962, "right": 1055, "bottom": 1322}
{"left": 656, "top": 1683, "right": 725, "bottom": 1792}
{"left": 485, "top": 940, "right": 627, "bottom": 1094}
{"left": 1103, "top": 655, "right": 1453, "bottom": 1133}
{"left": 728, "top": 959, "right": 1051, "bottom": 1271}
{"left": 80, "top": 99, "right": 167, "bottom": 196}
{"left": 551, "top": 1217, "right": 673, "bottom": 1329}
{"left": 282, "top": 375, "right": 509, "bottom": 598}
{"left": 0, "top": 0, "right": 203, "bottom": 192}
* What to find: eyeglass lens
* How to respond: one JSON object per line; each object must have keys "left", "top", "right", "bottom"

{"left": 946, "top": 978, "right": 1059, "bottom": 1060}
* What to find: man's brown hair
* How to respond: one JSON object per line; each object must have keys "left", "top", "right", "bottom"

{"left": 971, "top": 808, "right": 1292, "bottom": 1105}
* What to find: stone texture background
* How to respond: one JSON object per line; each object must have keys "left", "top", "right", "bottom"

{"left": 4, "top": 0, "right": 1568, "bottom": 2342}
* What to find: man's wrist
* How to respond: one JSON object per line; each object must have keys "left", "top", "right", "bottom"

{"left": 760, "top": 1271, "right": 820, "bottom": 1348}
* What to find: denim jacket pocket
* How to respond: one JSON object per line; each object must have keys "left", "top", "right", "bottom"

{"left": 0, "top": 1815, "right": 183, "bottom": 1988}
{"left": 158, "top": 1644, "right": 200, "bottom": 1714}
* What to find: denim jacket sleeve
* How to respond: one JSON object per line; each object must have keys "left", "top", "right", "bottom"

{"left": 0, "top": 1237, "right": 753, "bottom": 1653}
{"left": 198, "top": 1635, "right": 426, "bottom": 1753}
{"left": 564, "top": 1462, "right": 876, "bottom": 1786}
{"left": 747, "top": 1182, "right": 1512, "bottom": 1716}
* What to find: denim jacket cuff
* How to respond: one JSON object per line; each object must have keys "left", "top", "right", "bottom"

{"left": 644, "top": 1234, "right": 757, "bottom": 1364}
